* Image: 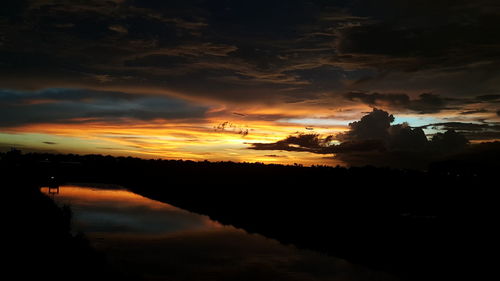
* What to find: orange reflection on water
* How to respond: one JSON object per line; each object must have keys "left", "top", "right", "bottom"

{"left": 41, "top": 185, "right": 223, "bottom": 234}
{"left": 41, "top": 185, "right": 177, "bottom": 210}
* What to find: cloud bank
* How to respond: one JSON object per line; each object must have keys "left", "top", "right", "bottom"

{"left": 0, "top": 88, "right": 208, "bottom": 127}
{"left": 1, "top": 0, "right": 500, "bottom": 109}
{"left": 249, "top": 109, "right": 480, "bottom": 168}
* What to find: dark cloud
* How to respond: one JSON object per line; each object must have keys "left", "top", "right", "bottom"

{"left": 337, "top": 109, "right": 431, "bottom": 152}
{"left": 263, "top": 155, "right": 287, "bottom": 158}
{"left": 249, "top": 134, "right": 334, "bottom": 154}
{"left": 232, "top": 112, "right": 247, "bottom": 117}
{"left": 343, "top": 92, "right": 468, "bottom": 114}
{"left": 343, "top": 92, "right": 410, "bottom": 108}
{"left": 408, "top": 93, "right": 450, "bottom": 114}
{"left": 123, "top": 55, "right": 188, "bottom": 68}
{"left": 388, "top": 124, "right": 428, "bottom": 151}
{"left": 419, "top": 122, "right": 500, "bottom": 131}
{"left": 214, "top": 122, "right": 249, "bottom": 137}
{"left": 333, "top": 139, "right": 386, "bottom": 153}
{"left": 463, "top": 131, "right": 500, "bottom": 141}
{"left": 249, "top": 133, "right": 389, "bottom": 156}
{"left": 475, "top": 95, "right": 500, "bottom": 102}
{"left": 337, "top": 109, "right": 431, "bottom": 153}
{"left": 0, "top": 1, "right": 28, "bottom": 21}
{"left": 338, "top": 108, "right": 394, "bottom": 141}
{"left": 249, "top": 133, "right": 389, "bottom": 165}
{"left": 0, "top": 88, "right": 208, "bottom": 127}
{"left": 0, "top": 0, "right": 372, "bottom": 104}
{"left": 338, "top": 1, "right": 500, "bottom": 71}
{"left": 43, "top": 142, "right": 57, "bottom": 145}
{"left": 250, "top": 109, "right": 427, "bottom": 157}
{"left": 419, "top": 122, "right": 500, "bottom": 141}
{"left": 249, "top": 109, "right": 437, "bottom": 157}
{"left": 330, "top": 1, "right": 500, "bottom": 102}
{"left": 429, "top": 130, "right": 469, "bottom": 153}
{"left": 249, "top": 109, "right": 480, "bottom": 168}
{"left": 1, "top": 0, "right": 500, "bottom": 167}
{"left": 1, "top": 0, "right": 499, "bottom": 107}
{"left": 459, "top": 109, "right": 489, "bottom": 115}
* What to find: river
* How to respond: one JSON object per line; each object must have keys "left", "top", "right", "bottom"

{"left": 41, "top": 184, "right": 394, "bottom": 281}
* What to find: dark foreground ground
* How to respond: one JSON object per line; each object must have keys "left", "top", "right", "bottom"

{"left": 5, "top": 174, "right": 122, "bottom": 281}
{"left": 3, "top": 148, "right": 498, "bottom": 281}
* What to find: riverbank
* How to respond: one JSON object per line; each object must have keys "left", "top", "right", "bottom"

{"left": 4, "top": 163, "right": 132, "bottom": 281}
{"left": 6, "top": 184, "right": 118, "bottom": 280}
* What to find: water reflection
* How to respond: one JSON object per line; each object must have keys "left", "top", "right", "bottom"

{"left": 41, "top": 185, "right": 222, "bottom": 235}
{"left": 41, "top": 185, "right": 395, "bottom": 281}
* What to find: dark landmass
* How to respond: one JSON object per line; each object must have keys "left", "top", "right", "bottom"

{"left": 4, "top": 153, "right": 135, "bottom": 281}
{"left": 3, "top": 145, "right": 499, "bottom": 281}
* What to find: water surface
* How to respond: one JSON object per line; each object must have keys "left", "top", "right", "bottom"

{"left": 42, "top": 185, "right": 221, "bottom": 236}
{"left": 42, "top": 185, "right": 394, "bottom": 281}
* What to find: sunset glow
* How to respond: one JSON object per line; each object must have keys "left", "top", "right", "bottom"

{"left": 1, "top": 1, "right": 500, "bottom": 167}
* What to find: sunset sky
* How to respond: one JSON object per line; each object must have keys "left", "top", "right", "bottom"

{"left": 1, "top": 0, "right": 500, "bottom": 166}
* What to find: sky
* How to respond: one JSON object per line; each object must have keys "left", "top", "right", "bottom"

{"left": 1, "top": 0, "right": 500, "bottom": 167}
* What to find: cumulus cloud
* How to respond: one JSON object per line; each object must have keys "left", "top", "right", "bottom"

{"left": 337, "top": 109, "right": 431, "bottom": 152}
{"left": 249, "top": 109, "right": 476, "bottom": 168}
{"left": 337, "top": 108, "right": 394, "bottom": 141}
{"left": 387, "top": 124, "right": 428, "bottom": 151}
{"left": 250, "top": 109, "right": 419, "bottom": 156}
{"left": 429, "top": 130, "right": 469, "bottom": 153}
